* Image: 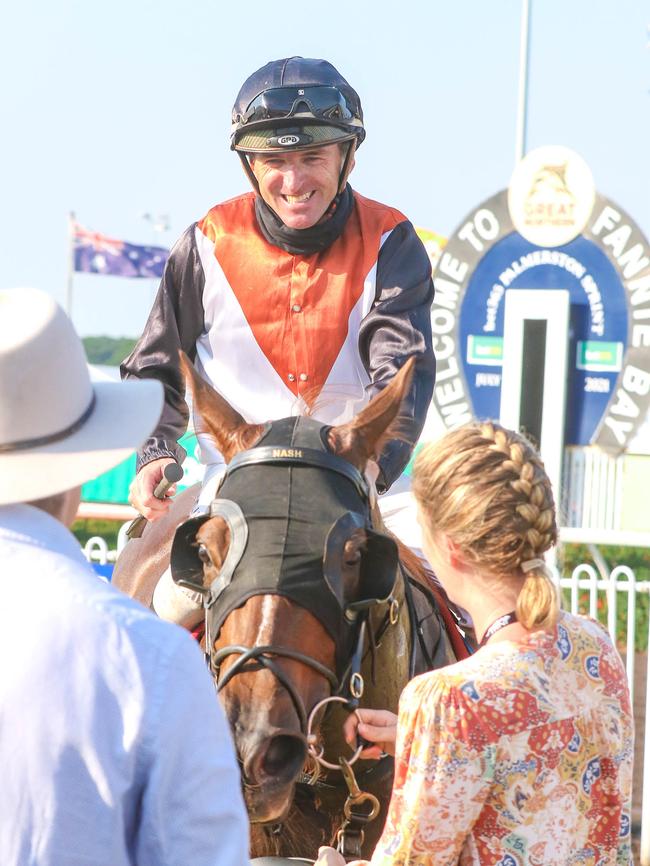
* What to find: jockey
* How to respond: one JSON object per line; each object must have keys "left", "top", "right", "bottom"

{"left": 121, "top": 57, "right": 436, "bottom": 623}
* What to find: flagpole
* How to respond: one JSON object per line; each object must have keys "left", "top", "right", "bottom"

{"left": 515, "top": 0, "right": 531, "bottom": 164}
{"left": 67, "top": 211, "right": 76, "bottom": 319}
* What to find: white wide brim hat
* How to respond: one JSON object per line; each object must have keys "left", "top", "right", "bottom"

{"left": 0, "top": 288, "right": 164, "bottom": 506}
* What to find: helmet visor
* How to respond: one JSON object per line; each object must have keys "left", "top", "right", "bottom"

{"left": 234, "top": 123, "right": 355, "bottom": 153}
{"left": 238, "top": 85, "right": 356, "bottom": 127}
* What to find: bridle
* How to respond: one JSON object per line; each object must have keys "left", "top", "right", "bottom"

{"left": 171, "top": 433, "right": 400, "bottom": 743}
{"left": 206, "top": 445, "right": 394, "bottom": 738}
{"left": 213, "top": 643, "right": 339, "bottom": 735}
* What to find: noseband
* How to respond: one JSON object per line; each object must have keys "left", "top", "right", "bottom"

{"left": 213, "top": 643, "right": 339, "bottom": 734}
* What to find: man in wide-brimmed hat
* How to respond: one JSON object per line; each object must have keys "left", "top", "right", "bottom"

{"left": 0, "top": 288, "right": 248, "bottom": 866}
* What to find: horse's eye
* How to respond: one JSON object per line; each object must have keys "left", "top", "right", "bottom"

{"left": 343, "top": 549, "right": 361, "bottom": 567}
{"left": 197, "top": 544, "right": 213, "bottom": 565}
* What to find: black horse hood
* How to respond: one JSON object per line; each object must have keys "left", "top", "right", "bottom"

{"left": 171, "top": 415, "right": 398, "bottom": 672}
{"left": 209, "top": 417, "right": 369, "bottom": 642}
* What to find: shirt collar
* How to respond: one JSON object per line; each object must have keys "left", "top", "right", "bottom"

{"left": 0, "top": 503, "right": 89, "bottom": 566}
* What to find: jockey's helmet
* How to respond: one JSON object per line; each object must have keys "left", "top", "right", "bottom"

{"left": 231, "top": 57, "right": 365, "bottom": 154}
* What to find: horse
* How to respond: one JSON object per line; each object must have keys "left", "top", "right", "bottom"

{"left": 113, "top": 355, "right": 467, "bottom": 859}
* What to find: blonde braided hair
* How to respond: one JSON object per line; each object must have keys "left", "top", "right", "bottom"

{"left": 412, "top": 421, "right": 559, "bottom": 631}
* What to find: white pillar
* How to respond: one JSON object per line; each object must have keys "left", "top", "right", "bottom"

{"left": 499, "top": 289, "right": 570, "bottom": 515}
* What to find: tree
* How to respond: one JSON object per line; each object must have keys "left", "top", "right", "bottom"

{"left": 83, "top": 336, "right": 137, "bottom": 366}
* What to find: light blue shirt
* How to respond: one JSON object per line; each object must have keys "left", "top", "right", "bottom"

{"left": 0, "top": 504, "right": 249, "bottom": 866}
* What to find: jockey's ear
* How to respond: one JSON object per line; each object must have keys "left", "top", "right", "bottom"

{"left": 327, "top": 357, "right": 415, "bottom": 469}
{"left": 179, "top": 352, "right": 266, "bottom": 463}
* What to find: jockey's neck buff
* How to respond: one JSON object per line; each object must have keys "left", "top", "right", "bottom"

{"left": 254, "top": 183, "right": 354, "bottom": 255}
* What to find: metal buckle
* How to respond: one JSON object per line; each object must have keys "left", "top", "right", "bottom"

{"left": 349, "top": 672, "right": 364, "bottom": 699}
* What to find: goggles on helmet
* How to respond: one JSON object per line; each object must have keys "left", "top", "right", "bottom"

{"left": 236, "top": 85, "right": 357, "bottom": 127}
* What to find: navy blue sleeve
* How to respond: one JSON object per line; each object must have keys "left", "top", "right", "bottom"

{"left": 358, "top": 220, "right": 435, "bottom": 491}
{"left": 120, "top": 225, "right": 206, "bottom": 471}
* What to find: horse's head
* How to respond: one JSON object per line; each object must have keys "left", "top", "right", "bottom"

{"left": 170, "top": 355, "right": 413, "bottom": 823}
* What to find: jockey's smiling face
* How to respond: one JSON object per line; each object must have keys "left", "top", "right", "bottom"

{"left": 250, "top": 143, "right": 354, "bottom": 230}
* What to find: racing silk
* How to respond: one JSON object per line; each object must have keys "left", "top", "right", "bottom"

{"left": 122, "top": 188, "right": 435, "bottom": 490}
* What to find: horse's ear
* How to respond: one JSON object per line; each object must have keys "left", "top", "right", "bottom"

{"left": 327, "top": 357, "right": 415, "bottom": 468}
{"left": 179, "top": 352, "right": 266, "bottom": 462}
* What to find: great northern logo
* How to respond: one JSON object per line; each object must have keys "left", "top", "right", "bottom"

{"left": 525, "top": 162, "right": 576, "bottom": 224}
{"left": 508, "top": 145, "right": 595, "bottom": 247}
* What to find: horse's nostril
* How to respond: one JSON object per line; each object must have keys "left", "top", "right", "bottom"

{"left": 261, "top": 734, "right": 307, "bottom": 779}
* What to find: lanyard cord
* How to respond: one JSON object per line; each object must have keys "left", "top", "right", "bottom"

{"left": 478, "top": 611, "right": 518, "bottom": 648}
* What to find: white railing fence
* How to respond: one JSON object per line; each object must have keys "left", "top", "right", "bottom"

{"left": 83, "top": 536, "right": 112, "bottom": 565}
{"left": 82, "top": 524, "right": 132, "bottom": 564}
{"left": 81, "top": 538, "right": 650, "bottom": 861}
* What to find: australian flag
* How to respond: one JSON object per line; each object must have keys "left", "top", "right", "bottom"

{"left": 73, "top": 223, "right": 169, "bottom": 278}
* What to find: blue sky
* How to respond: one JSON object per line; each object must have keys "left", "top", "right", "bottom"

{"left": 2, "top": 0, "right": 648, "bottom": 337}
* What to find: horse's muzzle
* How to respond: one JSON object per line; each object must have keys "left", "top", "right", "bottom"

{"left": 243, "top": 731, "right": 308, "bottom": 788}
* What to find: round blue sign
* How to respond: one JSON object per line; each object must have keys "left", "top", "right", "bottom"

{"left": 430, "top": 188, "right": 650, "bottom": 452}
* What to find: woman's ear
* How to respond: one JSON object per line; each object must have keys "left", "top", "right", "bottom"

{"left": 420, "top": 523, "right": 466, "bottom": 573}
{"left": 445, "top": 535, "right": 467, "bottom": 571}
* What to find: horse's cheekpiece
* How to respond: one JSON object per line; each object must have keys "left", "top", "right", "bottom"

{"left": 170, "top": 416, "right": 399, "bottom": 697}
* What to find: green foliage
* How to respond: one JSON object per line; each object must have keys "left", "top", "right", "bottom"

{"left": 560, "top": 543, "right": 650, "bottom": 579}
{"left": 83, "top": 336, "right": 137, "bottom": 366}
{"left": 559, "top": 543, "right": 650, "bottom": 651}
{"left": 73, "top": 518, "right": 120, "bottom": 550}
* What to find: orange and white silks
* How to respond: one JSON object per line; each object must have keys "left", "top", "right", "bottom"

{"left": 193, "top": 191, "right": 407, "bottom": 464}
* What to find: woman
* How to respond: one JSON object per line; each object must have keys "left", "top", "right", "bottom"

{"left": 317, "top": 421, "right": 633, "bottom": 866}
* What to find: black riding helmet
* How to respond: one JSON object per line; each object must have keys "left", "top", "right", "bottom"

{"left": 231, "top": 57, "right": 365, "bottom": 207}
{"left": 231, "top": 56, "right": 365, "bottom": 154}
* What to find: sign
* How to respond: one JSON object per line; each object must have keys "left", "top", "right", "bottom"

{"left": 576, "top": 341, "right": 623, "bottom": 373}
{"left": 467, "top": 335, "right": 503, "bottom": 367}
{"left": 508, "top": 146, "right": 596, "bottom": 247}
{"left": 430, "top": 146, "right": 650, "bottom": 452}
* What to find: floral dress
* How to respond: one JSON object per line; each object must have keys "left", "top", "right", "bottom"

{"left": 369, "top": 613, "right": 633, "bottom": 866}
